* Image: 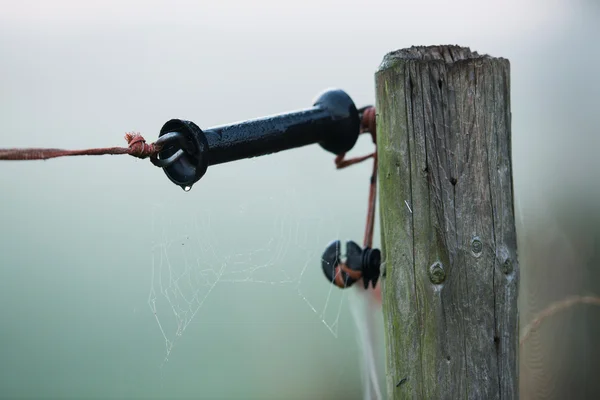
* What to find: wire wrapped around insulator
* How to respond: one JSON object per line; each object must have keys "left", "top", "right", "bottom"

{"left": 321, "top": 240, "right": 381, "bottom": 289}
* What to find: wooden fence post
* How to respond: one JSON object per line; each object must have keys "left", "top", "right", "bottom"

{"left": 375, "top": 45, "right": 518, "bottom": 399}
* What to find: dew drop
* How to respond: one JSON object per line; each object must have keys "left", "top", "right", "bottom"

{"left": 183, "top": 186, "right": 191, "bottom": 192}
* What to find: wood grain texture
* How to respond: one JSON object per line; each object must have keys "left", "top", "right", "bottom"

{"left": 376, "top": 45, "right": 518, "bottom": 399}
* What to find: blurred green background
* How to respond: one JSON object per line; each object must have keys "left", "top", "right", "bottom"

{"left": 0, "top": 0, "right": 598, "bottom": 398}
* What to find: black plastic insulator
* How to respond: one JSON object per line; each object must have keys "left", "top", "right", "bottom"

{"left": 155, "top": 89, "right": 361, "bottom": 190}
{"left": 321, "top": 240, "right": 381, "bottom": 289}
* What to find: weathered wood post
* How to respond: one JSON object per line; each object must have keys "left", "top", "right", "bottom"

{"left": 376, "top": 45, "right": 518, "bottom": 399}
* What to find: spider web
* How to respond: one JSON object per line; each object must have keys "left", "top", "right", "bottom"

{"left": 147, "top": 188, "right": 348, "bottom": 365}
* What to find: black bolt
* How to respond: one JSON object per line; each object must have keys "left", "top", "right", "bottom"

{"left": 153, "top": 89, "right": 362, "bottom": 190}
{"left": 321, "top": 240, "right": 381, "bottom": 289}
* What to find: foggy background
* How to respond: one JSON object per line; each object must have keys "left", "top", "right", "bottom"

{"left": 0, "top": 0, "right": 598, "bottom": 398}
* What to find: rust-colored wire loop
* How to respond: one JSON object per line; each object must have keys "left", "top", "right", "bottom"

{"left": 0, "top": 133, "right": 161, "bottom": 161}
{"left": 333, "top": 263, "right": 365, "bottom": 288}
{"left": 360, "top": 106, "right": 377, "bottom": 142}
{"left": 334, "top": 106, "right": 377, "bottom": 248}
{"left": 333, "top": 106, "right": 379, "bottom": 291}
